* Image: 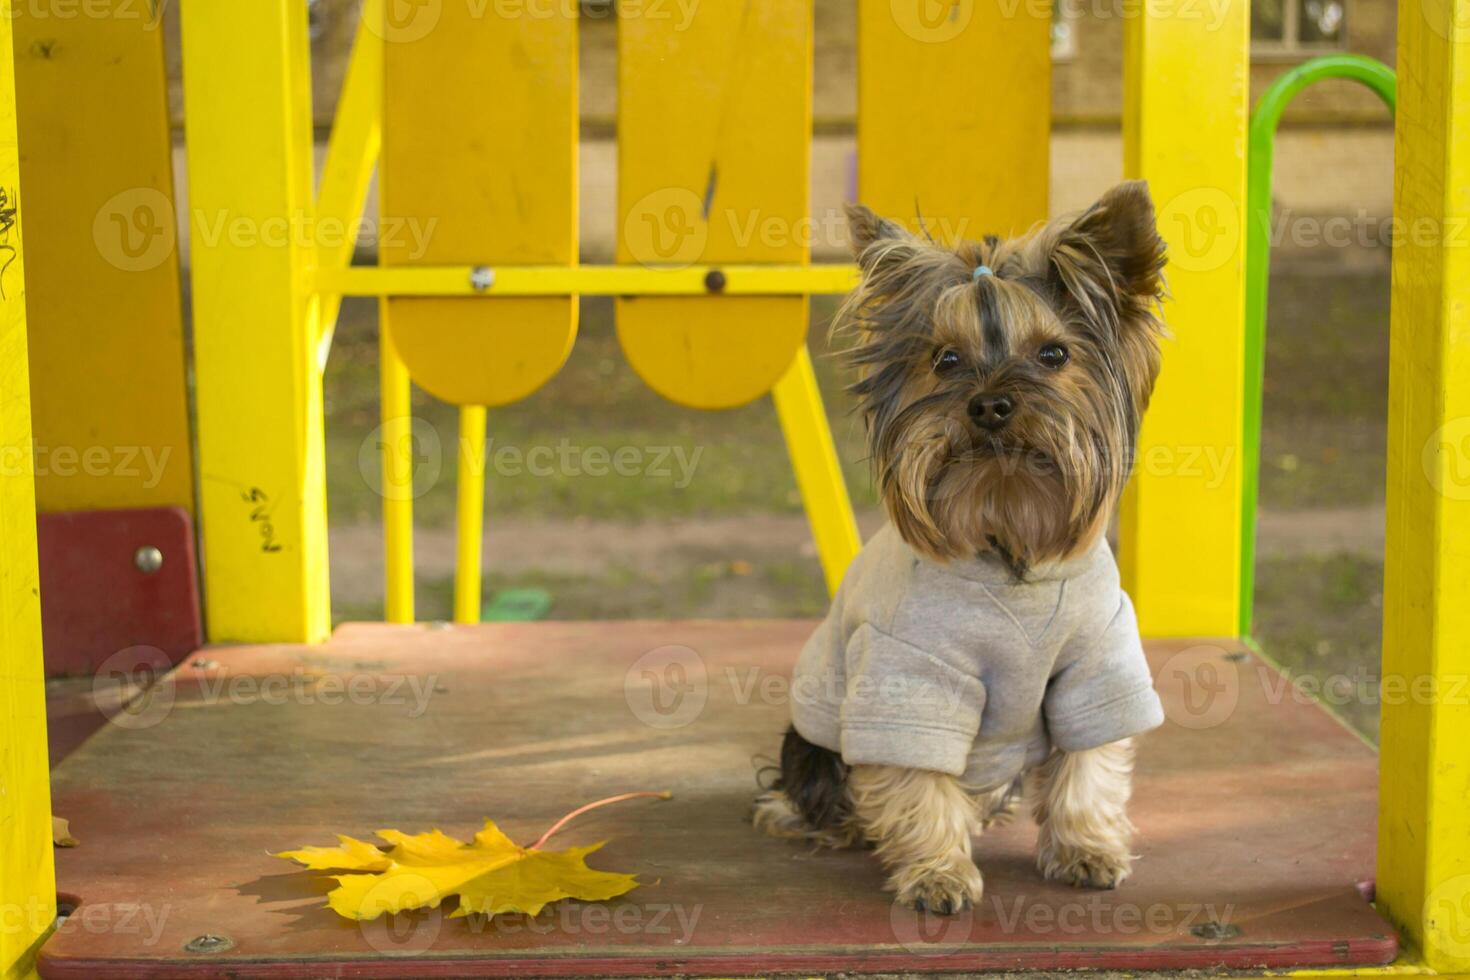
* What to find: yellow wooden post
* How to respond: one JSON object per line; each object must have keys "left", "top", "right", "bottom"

{"left": 1118, "top": 0, "right": 1248, "bottom": 637}
{"left": 1375, "top": 0, "right": 1470, "bottom": 970}
{"left": 12, "top": 1, "right": 192, "bottom": 514}
{"left": 181, "top": 0, "right": 330, "bottom": 643}
{"left": 454, "top": 405, "right": 487, "bottom": 623}
{"left": 379, "top": 318, "right": 415, "bottom": 624}
{"left": 0, "top": 7, "right": 57, "bottom": 974}
{"left": 857, "top": 0, "right": 1050, "bottom": 238}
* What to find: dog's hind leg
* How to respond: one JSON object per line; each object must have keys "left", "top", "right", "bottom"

{"left": 1028, "top": 737, "right": 1137, "bottom": 889}
{"left": 753, "top": 726, "right": 861, "bottom": 848}
{"left": 849, "top": 764, "right": 985, "bottom": 914}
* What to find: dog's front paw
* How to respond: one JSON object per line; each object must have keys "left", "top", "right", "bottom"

{"left": 893, "top": 858, "right": 984, "bottom": 915}
{"left": 1037, "top": 841, "right": 1133, "bottom": 889}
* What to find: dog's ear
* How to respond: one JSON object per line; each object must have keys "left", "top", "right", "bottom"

{"left": 1049, "top": 180, "right": 1167, "bottom": 318}
{"left": 1048, "top": 181, "right": 1167, "bottom": 416}
{"left": 845, "top": 203, "right": 910, "bottom": 262}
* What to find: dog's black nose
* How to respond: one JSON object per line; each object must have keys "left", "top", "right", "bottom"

{"left": 968, "top": 393, "right": 1015, "bottom": 430}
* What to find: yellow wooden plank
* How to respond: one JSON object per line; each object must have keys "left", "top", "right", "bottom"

{"left": 12, "top": 2, "right": 192, "bottom": 514}
{"left": 1117, "top": 0, "right": 1248, "bottom": 637}
{"left": 319, "top": 263, "right": 861, "bottom": 297}
{"left": 857, "top": 0, "right": 1049, "bottom": 239}
{"left": 1375, "top": 0, "right": 1470, "bottom": 971}
{"left": 0, "top": 8, "right": 57, "bottom": 975}
{"left": 615, "top": 0, "right": 812, "bottom": 409}
{"left": 454, "top": 405, "right": 487, "bottom": 624}
{"left": 381, "top": 2, "right": 577, "bottom": 407}
{"left": 181, "top": 0, "right": 330, "bottom": 643}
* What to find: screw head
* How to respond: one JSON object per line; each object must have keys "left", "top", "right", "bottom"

{"left": 703, "top": 268, "right": 727, "bottom": 293}
{"left": 183, "top": 934, "right": 234, "bottom": 954}
{"left": 1191, "top": 920, "right": 1241, "bottom": 941}
{"left": 134, "top": 545, "right": 164, "bottom": 574}
{"left": 469, "top": 266, "right": 495, "bottom": 291}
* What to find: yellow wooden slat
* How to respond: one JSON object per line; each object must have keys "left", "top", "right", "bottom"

{"left": 319, "top": 263, "right": 861, "bottom": 297}
{"left": 1375, "top": 0, "right": 1470, "bottom": 970}
{"left": 1117, "top": 0, "right": 1248, "bottom": 637}
{"left": 379, "top": 314, "right": 415, "bottom": 624}
{"left": 12, "top": 1, "right": 192, "bottom": 514}
{"left": 615, "top": 0, "right": 812, "bottom": 409}
{"left": 857, "top": 0, "right": 1050, "bottom": 239}
{"left": 381, "top": 2, "right": 577, "bottom": 407}
{"left": 181, "top": 0, "right": 330, "bottom": 643}
{"left": 0, "top": 7, "right": 57, "bottom": 975}
{"left": 454, "top": 405, "right": 487, "bottom": 624}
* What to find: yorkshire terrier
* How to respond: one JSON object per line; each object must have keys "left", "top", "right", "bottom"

{"left": 754, "top": 181, "right": 1169, "bottom": 914}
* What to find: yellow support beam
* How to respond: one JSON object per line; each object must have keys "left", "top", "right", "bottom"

{"left": 379, "top": 316, "right": 415, "bottom": 624}
{"left": 857, "top": 0, "right": 1049, "bottom": 238}
{"left": 182, "top": 0, "right": 330, "bottom": 643}
{"left": 381, "top": 0, "right": 578, "bottom": 408}
{"left": 616, "top": 0, "right": 813, "bottom": 410}
{"left": 1118, "top": 0, "right": 1248, "bottom": 637}
{"left": 0, "top": 7, "right": 57, "bottom": 975}
{"left": 772, "top": 347, "right": 861, "bottom": 595}
{"left": 319, "top": 263, "right": 860, "bottom": 298}
{"left": 12, "top": 1, "right": 192, "bottom": 514}
{"left": 316, "top": 0, "right": 384, "bottom": 368}
{"left": 1376, "top": 0, "right": 1470, "bottom": 971}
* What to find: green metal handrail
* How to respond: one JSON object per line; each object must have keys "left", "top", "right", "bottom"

{"left": 1239, "top": 54, "right": 1396, "bottom": 636}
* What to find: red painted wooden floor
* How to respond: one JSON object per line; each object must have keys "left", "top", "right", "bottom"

{"left": 41, "top": 621, "right": 1396, "bottom": 978}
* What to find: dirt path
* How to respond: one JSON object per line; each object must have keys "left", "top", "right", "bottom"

{"left": 329, "top": 505, "right": 1384, "bottom": 607}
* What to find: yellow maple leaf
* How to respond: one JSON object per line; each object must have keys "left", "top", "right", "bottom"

{"left": 277, "top": 792, "right": 667, "bottom": 921}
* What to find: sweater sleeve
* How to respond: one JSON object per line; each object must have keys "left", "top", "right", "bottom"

{"left": 834, "top": 622, "right": 987, "bottom": 776}
{"left": 1043, "top": 592, "right": 1164, "bottom": 752}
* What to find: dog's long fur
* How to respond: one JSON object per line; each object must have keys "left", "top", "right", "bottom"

{"left": 754, "top": 182, "right": 1165, "bottom": 913}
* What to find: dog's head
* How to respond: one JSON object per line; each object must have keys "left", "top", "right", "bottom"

{"left": 838, "top": 181, "right": 1167, "bottom": 572}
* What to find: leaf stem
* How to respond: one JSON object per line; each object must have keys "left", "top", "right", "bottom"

{"left": 528, "top": 790, "right": 672, "bottom": 850}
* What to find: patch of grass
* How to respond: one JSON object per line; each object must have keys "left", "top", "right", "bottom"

{"left": 325, "top": 296, "right": 877, "bottom": 528}
{"left": 1253, "top": 551, "right": 1384, "bottom": 741}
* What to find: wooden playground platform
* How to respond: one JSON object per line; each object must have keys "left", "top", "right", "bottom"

{"left": 40, "top": 621, "right": 1396, "bottom": 978}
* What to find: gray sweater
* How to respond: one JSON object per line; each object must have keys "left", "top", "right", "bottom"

{"left": 790, "top": 524, "right": 1164, "bottom": 789}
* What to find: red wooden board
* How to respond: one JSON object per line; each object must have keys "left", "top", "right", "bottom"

{"left": 37, "top": 507, "right": 202, "bottom": 676}
{"left": 41, "top": 621, "right": 1396, "bottom": 977}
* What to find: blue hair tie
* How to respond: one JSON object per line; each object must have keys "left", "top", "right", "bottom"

{"left": 972, "top": 265, "right": 994, "bottom": 280}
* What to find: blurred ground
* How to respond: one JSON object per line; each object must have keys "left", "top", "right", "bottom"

{"left": 323, "top": 252, "right": 1391, "bottom": 741}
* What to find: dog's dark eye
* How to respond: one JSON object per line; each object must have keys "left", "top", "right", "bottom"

{"left": 1038, "top": 343, "right": 1069, "bottom": 369}
{"left": 932, "top": 347, "right": 962, "bottom": 373}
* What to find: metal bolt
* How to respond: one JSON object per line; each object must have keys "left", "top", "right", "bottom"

{"left": 183, "top": 934, "right": 234, "bottom": 954}
{"left": 1191, "top": 920, "right": 1241, "bottom": 941}
{"left": 704, "top": 268, "right": 727, "bottom": 293}
{"left": 469, "top": 266, "right": 495, "bottom": 291}
{"left": 134, "top": 545, "right": 164, "bottom": 574}
{"left": 1225, "top": 650, "right": 1248, "bottom": 662}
